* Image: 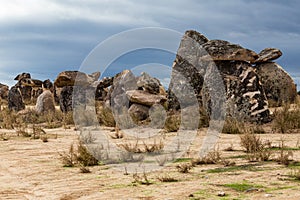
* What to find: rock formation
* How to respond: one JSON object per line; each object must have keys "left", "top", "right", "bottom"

{"left": 167, "top": 30, "right": 295, "bottom": 123}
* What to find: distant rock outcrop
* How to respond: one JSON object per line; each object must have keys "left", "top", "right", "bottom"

{"left": 8, "top": 86, "right": 25, "bottom": 111}
{"left": 54, "top": 71, "right": 100, "bottom": 87}
{"left": 256, "top": 62, "right": 297, "bottom": 106}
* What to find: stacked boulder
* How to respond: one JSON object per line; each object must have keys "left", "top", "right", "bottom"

{"left": 168, "top": 30, "right": 297, "bottom": 123}
{"left": 108, "top": 70, "right": 167, "bottom": 128}
{"left": 54, "top": 71, "right": 100, "bottom": 112}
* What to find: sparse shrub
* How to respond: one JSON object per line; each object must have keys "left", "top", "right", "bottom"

{"left": 289, "top": 169, "right": 300, "bottom": 180}
{"left": 119, "top": 139, "right": 164, "bottom": 154}
{"left": 191, "top": 150, "right": 222, "bottom": 165}
{"left": 164, "top": 112, "right": 181, "bottom": 132}
{"left": 240, "top": 133, "right": 262, "bottom": 153}
{"left": 272, "top": 103, "right": 300, "bottom": 133}
{"left": 76, "top": 142, "right": 99, "bottom": 166}
{"left": 79, "top": 165, "right": 91, "bottom": 173}
{"left": 240, "top": 133, "right": 272, "bottom": 162}
{"left": 96, "top": 102, "right": 116, "bottom": 127}
{"left": 157, "top": 174, "right": 178, "bottom": 182}
{"left": 59, "top": 142, "right": 98, "bottom": 167}
{"left": 176, "top": 163, "right": 193, "bottom": 173}
{"left": 132, "top": 171, "right": 152, "bottom": 185}
{"left": 60, "top": 144, "right": 77, "bottom": 167}
{"left": 276, "top": 139, "right": 293, "bottom": 165}
{"left": 250, "top": 125, "right": 266, "bottom": 134}
{"left": 0, "top": 108, "right": 17, "bottom": 129}
{"left": 222, "top": 117, "right": 245, "bottom": 134}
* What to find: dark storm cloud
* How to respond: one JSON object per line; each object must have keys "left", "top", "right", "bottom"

{"left": 0, "top": 0, "right": 299, "bottom": 89}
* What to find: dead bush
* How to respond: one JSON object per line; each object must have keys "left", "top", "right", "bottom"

{"left": 96, "top": 102, "right": 116, "bottom": 127}
{"left": 176, "top": 163, "right": 193, "bottom": 173}
{"left": 272, "top": 103, "right": 300, "bottom": 133}
{"left": 164, "top": 112, "right": 181, "bottom": 132}
{"left": 157, "top": 174, "right": 178, "bottom": 182}
{"left": 222, "top": 117, "right": 245, "bottom": 134}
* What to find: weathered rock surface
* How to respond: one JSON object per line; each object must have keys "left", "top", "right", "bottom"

{"left": 216, "top": 61, "right": 269, "bottom": 122}
{"left": 255, "top": 48, "right": 282, "bottom": 63}
{"left": 35, "top": 90, "right": 55, "bottom": 114}
{"left": 54, "top": 71, "right": 100, "bottom": 87}
{"left": 137, "top": 72, "right": 161, "bottom": 94}
{"left": 59, "top": 86, "right": 73, "bottom": 113}
{"left": 8, "top": 86, "right": 25, "bottom": 111}
{"left": 202, "top": 40, "right": 258, "bottom": 62}
{"left": 128, "top": 103, "right": 149, "bottom": 121}
{"left": 0, "top": 83, "right": 9, "bottom": 100}
{"left": 256, "top": 62, "right": 297, "bottom": 106}
{"left": 126, "top": 90, "right": 167, "bottom": 107}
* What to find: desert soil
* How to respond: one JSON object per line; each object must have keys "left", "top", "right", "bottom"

{"left": 0, "top": 126, "right": 300, "bottom": 200}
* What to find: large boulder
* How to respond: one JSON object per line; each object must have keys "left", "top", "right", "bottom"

{"left": 54, "top": 71, "right": 100, "bottom": 87}
{"left": 256, "top": 62, "right": 297, "bottom": 106}
{"left": 126, "top": 90, "right": 167, "bottom": 107}
{"left": 8, "top": 86, "right": 25, "bottom": 111}
{"left": 35, "top": 90, "right": 55, "bottom": 114}
{"left": 255, "top": 48, "right": 282, "bottom": 63}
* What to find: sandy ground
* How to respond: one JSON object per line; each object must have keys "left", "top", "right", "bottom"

{"left": 0, "top": 126, "right": 300, "bottom": 200}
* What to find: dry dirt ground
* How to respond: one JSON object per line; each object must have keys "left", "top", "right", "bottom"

{"left": 0, "top": 126, "right": 300, "bottom": 200}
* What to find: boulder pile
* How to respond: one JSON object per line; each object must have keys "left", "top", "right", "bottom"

{"left": 168, "top": 30, "right": 297, "bottom": 123}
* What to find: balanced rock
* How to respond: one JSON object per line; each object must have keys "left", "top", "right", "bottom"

{"left": 8, "top": 86, "right": 25, "bottom": 111}
{"left": 126, "top": 90, "right": 167, "bottom": 107}
{"left": 0, "top": 83, "right": 9, "bottom": 100}
{"left": 137, "top": 72, "right": 161, "bottom": 94}
{"left": 43, "top": 79, "right": 54, "bottom": 92}
{"left": 35, "top": 90, "right": 55, "bottom": 114}
{"left": 202, "top": 40, "right": 258, "bottom": 62}
{"left": 128, "top": 103, "right": 149, "bottom": 121}
{"left": 54, "top": 71, "right": 100, "bottom": 87}
{"left": 255, "top": 48, "right": 282, "bottom": 63}
{"left": 256, "top": 62, "right": 297, "bottom": 106}
{"left": 14, "top": 72, "right": 31, "bottom": 81}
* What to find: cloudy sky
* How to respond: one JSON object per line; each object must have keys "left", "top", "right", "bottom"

{"left": 0, "top": 0, "right": 299, "bottom": 89}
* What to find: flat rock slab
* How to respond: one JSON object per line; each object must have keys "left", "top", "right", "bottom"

{"left": 126, "top": 90, "right": 167, "bottom": 106}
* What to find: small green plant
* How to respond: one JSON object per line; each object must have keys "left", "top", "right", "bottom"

{"left": 223, "top": 181, "right": 263, "bottom": 192}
